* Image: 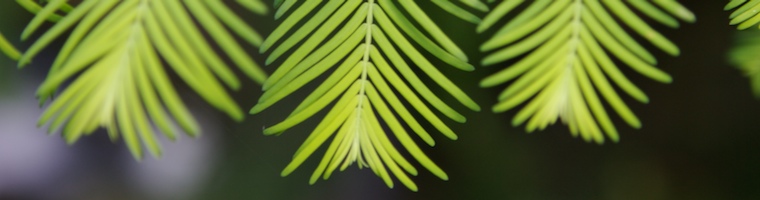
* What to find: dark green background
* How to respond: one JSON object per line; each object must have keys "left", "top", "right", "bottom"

{"left": 1, "top": 1, "right": 757, "bottom": 200}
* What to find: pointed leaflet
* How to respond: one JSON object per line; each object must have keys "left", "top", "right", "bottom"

{"left": 2, "top": 0, "right": 74, "bottom": 60}
{"left": 432, "top": 0, "right": 489, "bottom": 24}
{"left": 19, "top": 0, "right": 268, "bottom": 160}
{"left": 15, "top": 0, "right": 75, "bottom": 24}
{"left": 253, "top": 1, "right": 480, "bottom": 191}
{"left": 479, "top": 0, "right": 693, "bottom": 143}
{"left": 0, "top": 32, "right": 20, "bottom": 61}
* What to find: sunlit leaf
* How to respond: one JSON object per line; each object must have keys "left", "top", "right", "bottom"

{"left": 727, "top": 0, "right": 760, "bottom": 30}
{"left": 254, "top": 0, "right": 480, "bottom": 191}
{"left": 20, "top": 0, "right": 268, "bottom": 160}
{"left": 479, "top": 0, "right": 693, "bottom": 144}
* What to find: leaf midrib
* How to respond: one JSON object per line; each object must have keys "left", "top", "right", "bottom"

{"left": 555, "top": 0, "right": 584, "bottom": 120}
{"left": 354, "top": 0, "right": 375, "bottom": 143}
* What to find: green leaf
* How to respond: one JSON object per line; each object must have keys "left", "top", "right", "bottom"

{"left": 255, "top": 1, "right": 479, "bottom": 191}
{"left": 0, "top": 0, "right": 75, "bottom": 60}
{"left": 0, "top": 32, "right": 21, "bottom": 61}
{"left": 431, "top": 0, "right": 488, "bottom": 24}
{"left": 21, "top": 0, "right": 268, "bottom": 160}
{"left": 727, "top": 0, "right": 760, "bottom": 30}
{"left": 480, "top": 0, "right": 693, "bottom": 144}
{"left": 15, "top": 0, "right": 72, "bottom": 23}
{"left": 728, "top": 29, "right": 760, "bottom": 98}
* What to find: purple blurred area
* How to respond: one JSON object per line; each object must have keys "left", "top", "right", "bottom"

{"left": 0, "top": 83, "right": 220, "bottom": 200}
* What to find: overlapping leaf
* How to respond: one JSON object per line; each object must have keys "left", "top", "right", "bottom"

{"left": 16, "top": 0, "right": 74, "bottom": 22}
{"left": 727, "top": 0, "right": 760, "bottom": 30}
{"left": 1, "top": 0, "right": 71, "bottom": 60}
{"left": 253, "top": 0, "right": 480, "bottom": 191}
{"left": 479, "top": 0, "right": 693, "bottom": 143}
{"left": 431, "top": 0, "right": 489, "bottom": 23}
{"left": 19, "top": 0, "right": 268, "bottom": 160}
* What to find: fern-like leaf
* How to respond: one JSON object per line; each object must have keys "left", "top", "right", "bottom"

{"left": 19, "top": 0, "right": 268, "bottom": 160}
{"left": 479, "top": 0, "right": 693, "bottom": 143}
{"left": 253, "top": 0, "right": 480, "bottom": 191}
{"left": 726, "top": 0, "right": 760, "bottom": 30}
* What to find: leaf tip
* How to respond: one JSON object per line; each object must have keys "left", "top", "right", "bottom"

{"left": 249, "top": 104, "right": 265, "bottom": 114}
{"left": 476, "top": 24, "right": 489, "bottom": 34}
{"left": 262, "top": 128, "right": 279, "bottom": 136}
{"left": 470, "top": 103, "right": 482, "bottom": 112}
{"left": 479, "top": 78, "right": 498, "bottom": 88}
{"left": 280, "top": 168, "right": 294, "bottom": 177}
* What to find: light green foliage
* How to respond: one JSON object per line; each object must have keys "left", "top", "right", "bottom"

{"left": 0, "top": 32, "right": 21, "bottom": 61}
{"left": 1, "top": 0, "right": 69, "bottom": 61}
{"left": 15, "top": 0, "right": 72, "bottom": 23}
{"left": 431, "top": 0, "right": 489, "bottom": 23}
{"left": 253, "top": 0, "right": 480, "bottom": 191}
{"left": 729, "top": 29, "right": 760, "bottom": 97}
{"left": 478, "top": 0, "right": 693, "bottom": 144}
{"left": 727, "top": 0, "right": 760, "bottom": 30}
{"left": 726, "top": 1, "right": 760, "bottom": 97}
{"left": 19, "top": 0, "right": 268, "bottom": 160}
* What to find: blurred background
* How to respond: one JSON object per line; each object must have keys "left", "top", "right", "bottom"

{"left": 1, "top": 1, "right": 758, "bottom": 200}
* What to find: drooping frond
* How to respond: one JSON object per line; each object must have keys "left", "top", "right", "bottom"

{"left": 19, "top": 0, "right": 268, "bottom": 160}
{"left": 729, "top": 29, "right": 760, "bottom": 97}
{"left": 479, "top": 0, "right": 694, "bottom": 143}
{"left": 0, "top": 32, "right": 20, "bottom": 60}
{"left": 253, "top": 0, "right": 480, "bottom": 191}
{"left": 727, "top": 0, "right": 760, "bottom": 30}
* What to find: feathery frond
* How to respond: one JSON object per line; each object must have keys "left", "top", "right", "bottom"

{"left": 729, "top": 29, "right": 760, "bottom": 97}
{"left": 253, "top": 0, "right": 480, "bottom": 191}
{"left": 479, "top": 0, "right": 693, "bottom": 143}
{"left": 19, "top": 0, "right": 268, "bottom": 160}
{"left": 727, "top": 0, "right": 760, "bottom": 30}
